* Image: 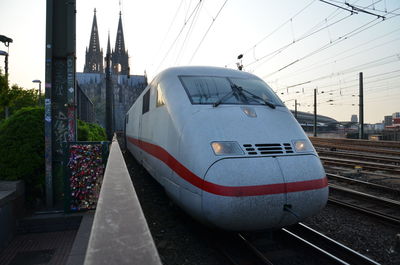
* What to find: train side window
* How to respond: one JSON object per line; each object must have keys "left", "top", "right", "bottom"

{"left": 142, "top": 90, "right": 150, "bottom": 114}
{"left": 156, "top": 83, "right": 165, "bottom": 107}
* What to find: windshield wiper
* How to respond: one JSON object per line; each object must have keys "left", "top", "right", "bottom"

{"left": 213, "top": 86, "right": 239, "bottom": 107}
{"left": 234, "top": 85, "right": 276, "bottom": 109}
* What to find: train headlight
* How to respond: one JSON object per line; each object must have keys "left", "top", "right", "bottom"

{"left": 293, "top": 140, "right": 313, "bottom": 153}
{"left": 211, "top": 141, "right": 244, "bottom": 156}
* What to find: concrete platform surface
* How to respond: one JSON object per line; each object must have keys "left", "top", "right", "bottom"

{"left": 0, "top": 230, "right": 77, "bottom": 265}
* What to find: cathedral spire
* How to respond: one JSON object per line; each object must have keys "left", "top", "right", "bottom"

{"left": 84, "top": 8, "right": 104, "bottom": 73}
{"left": 107, "top": 31, "right": 111, "bottom": 55}
{"left": 112, "top": 12, "right": 129, "bottom": 75}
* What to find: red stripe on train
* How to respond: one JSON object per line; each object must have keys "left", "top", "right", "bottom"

{"left": 127, "top": 136, "right": 328, "bottom": 197}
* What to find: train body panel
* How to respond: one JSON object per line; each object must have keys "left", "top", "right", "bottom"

{"left": 125, "top": 66, "right": 328, "bottom": 231}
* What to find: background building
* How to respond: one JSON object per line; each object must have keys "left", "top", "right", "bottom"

{"left": 77, "top": 9, "right": 147, "bottom": 131}
{"left": 384, "top": 115, "right": 393, "bottom": 127}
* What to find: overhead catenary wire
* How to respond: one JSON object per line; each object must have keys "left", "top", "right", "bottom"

{"left": 275, "top": 53, "right": 400, "bottom": 93}
{"left": 174, "top": 0, "right": 204, "bottom": 64}
{"left": 262, "top": 12, "right": 399, "bottom": 79}
{"left": 155, "top": 0, "right": 203, "bottom": 72}
{"left": 246, "top": 13, "right": 354, "bottom": 69}
{"left": 275, "top": 26, "right": 400, "bottom": 80}
{"left": 188, "top": 0, "right": 229, "bottom": 63}
{"left": 225, "top": 0, "right": 318, "bottom": 67}
{"left": 150, "top": 0, "right": 185, "bottom": 67}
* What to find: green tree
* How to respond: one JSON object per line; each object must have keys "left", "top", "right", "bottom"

{"left": 0, "top": 107, "right": 45, "bottom": 203}
{"left": 0, "top": 71, "right": 40, "bottom": 121}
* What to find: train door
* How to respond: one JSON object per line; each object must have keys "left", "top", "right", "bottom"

{"left": 123, "top": 113, "right": 128, "bottom": 150}
{"left": 139, "top": 88, "right": 151, "bottom": 168}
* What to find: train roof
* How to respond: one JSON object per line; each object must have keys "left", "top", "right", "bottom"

{"left": 157, "top": 66, "right": 261, "bottom": 80}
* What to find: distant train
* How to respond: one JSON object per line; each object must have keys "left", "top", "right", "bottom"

{"left": 125, "top": 66, "right": 328, "bottom": 231}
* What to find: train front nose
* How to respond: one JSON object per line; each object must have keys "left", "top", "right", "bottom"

{"left": 201, "top": 155, "right": 328, "bottom": 231}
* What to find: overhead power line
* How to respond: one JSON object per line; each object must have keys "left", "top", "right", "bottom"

{"left": 174, "top": 1, "right": 204, "bottom": 64}
{"left": 225, "top": 0, "right": 317, "bottom": 67}
{"left": 276, "top": 53, "right": 400, "bottom": 92}
{"left": 263, "top": 7, "right": 400, "bottom": 79}
{"left": 246, "top": 13, "right": 353, "bottom": 69}
{"left": 188, "top": 0, "right": 229, "bottom": 63}
{"left": 155, "top": 0, "right": 203, "bottom": 72}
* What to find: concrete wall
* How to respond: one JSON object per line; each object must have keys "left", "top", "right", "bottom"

{"left": 0, "top": 181, "right": 24, "bottom": 250}
{"left": 84, "top": 137, "right": 161, "bottom": 265}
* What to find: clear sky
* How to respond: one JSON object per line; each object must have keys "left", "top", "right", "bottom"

{"left": 0, "top": 0, "right": 399, "bottom": 123}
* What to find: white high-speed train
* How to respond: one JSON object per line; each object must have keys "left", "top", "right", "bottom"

{"left": 125, "top": 66, "right": 328, "bottom": 231}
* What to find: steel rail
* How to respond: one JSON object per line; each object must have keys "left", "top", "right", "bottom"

{"left": 312, "top": 141, "right": 400, "bottom": 156}
{"left": 327, "top": 173, "right": 400, "bottom": 197}
{"left": 211, "top": 231, "right": 274, "bottom": 265}
{"left": 328, "top": 184, "right": 400, "bottom": 225}
{"left": 320, "top": 156, "right": 400, "bottom": 174}
{"left": 310, "top": 137, "right": 400, "bottom": 149}
{"left": 283, "top": 223, "right": 380, "bottom": 265}
{"left": 328, "top": 198, "right": 400, "bottom": 226}
{"left": 317, "top": 149, "right": 400, "bottom": 165}
{"left": 236, "top": 223, "right": 379, "bottom": 265}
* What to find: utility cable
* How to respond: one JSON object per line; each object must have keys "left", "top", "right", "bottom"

{"left": 276, "top": 27, "right": 400, "bottom": 80}
{"left": 188, "top": 0, "right": 229, "bottom": 63}
{"left": 247, "top": 13, "right": 353, "bottom": 69}
{"left": 225, "top": 0, "right": 317, "bottom": 67}
{"left": 263, "top": 8, "right": 400, "bottom": 79}
{"left": 174, "top": 0, "right": 204, "bottom": 64}
{"left": 151, "top": 0, "right": 185, "bottom": 67}
{"left": 155, "top": 0, "right": 202, "bottom": 72}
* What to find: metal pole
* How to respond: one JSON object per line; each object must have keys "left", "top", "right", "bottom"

{"left": 39, "top": 82, "right": 42, "bottom": 105}
{"left": 4, "top": 53, "right": 8, "bottom": 77}
{"left": 3, "top": 52, "right": 9, "bottom": 118}
{"left": 313, "top": 89, "right": 317, "bottom": 137}
{"left": 105, "top": 46, "right": 113, "bottom": 140}
{"left": 295, "top": 99, "right": 298, "bottom": 119}
{"left": 45, "top": 0, "right": 76, "bottom": 208}
{"left": 359, "top": 72, "right": 364, "bottom": 139}
{"left": 45, "top": 0, "right": 54, "bottom": 208}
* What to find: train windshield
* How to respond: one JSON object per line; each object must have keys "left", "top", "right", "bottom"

{"left": 179, "top": 76, "right": 283, "bottom": 106}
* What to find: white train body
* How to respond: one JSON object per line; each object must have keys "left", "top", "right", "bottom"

{"left": 125, "top": 66, "right": 328, "bottom": 231}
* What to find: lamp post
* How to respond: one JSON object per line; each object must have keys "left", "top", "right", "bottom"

{"left": 0, "top": 50, "right": 9, "bottom": 118}
{"left": 0, "top": 50, "right": 8, "bottom": 77}
{"left": 0, "top": 35, "right": 13, "bottom": 47}
{"left": 236, "top": 54, "right": 243, "bottom": 71}
{"left": 1, "top": 35, "right": 13, "bottom": 119}
{"left": 32, "top": 79, "right": 42, "bottom": 105}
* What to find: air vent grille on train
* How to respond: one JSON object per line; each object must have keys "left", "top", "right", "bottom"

{"left": 242, "top": 143, "right": 293, "bottom": 155}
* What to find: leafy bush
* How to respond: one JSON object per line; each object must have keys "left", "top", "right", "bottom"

{"left": 0, "top": 107, "right": 45, "bottom": 202}
{"left": 0, "top": 107, "right": 106, "bottom": 205}
{"left": 77, "top": 119, "right": 107, "bottom": 141}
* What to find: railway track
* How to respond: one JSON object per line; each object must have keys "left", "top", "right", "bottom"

{"left": 317, "top": 149, "right": 400, "bottom": 166}
{"left": 327, "top": 173, "right": 400, "bottom": 199}
{"left": 328, "top": 182, "right": 400, "bottom": 225}
{"left": 311, "top": 139, "right": 400, "bottom": 156}
{"left": 220, "top": 223, "right": 379, "bottom": 265}
{"left": 310, "top": 137, "right": 400, "bottom": 150}
{"left": 320, "top": 156, "right": 400, "bottom": 175}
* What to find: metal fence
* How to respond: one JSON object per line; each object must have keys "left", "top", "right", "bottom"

{"left": 77, "top": 83, "right": 95, "bottom": 123}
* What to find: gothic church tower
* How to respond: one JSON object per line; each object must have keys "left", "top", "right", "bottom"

{"left": 84, "top": 9, "right": 104, "bottom": 73}
{"left": 112, "top": 12, "right": 130, "bottom": 75}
